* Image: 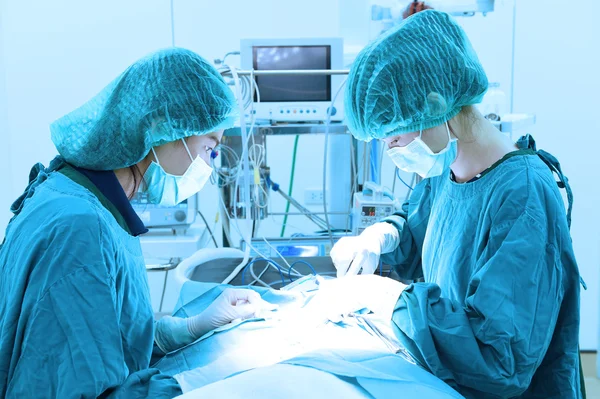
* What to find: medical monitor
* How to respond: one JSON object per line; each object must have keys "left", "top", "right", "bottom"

{"left": 240, "top": 38, "right": 344, "bottom": 123}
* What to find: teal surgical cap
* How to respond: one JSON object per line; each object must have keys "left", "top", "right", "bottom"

{"left": 345, "top": 10, "right": 488, "bottom": 141}
{"left": 51, "top": 48, "right": 238, "bottom": 170}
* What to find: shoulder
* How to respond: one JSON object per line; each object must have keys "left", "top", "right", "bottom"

{"left": 20, "top": 172, "right": 112, "bottom": 243}
{"left": 1, "top": 173, "right": 119, "bottom": 296}
{"left": 498, "top": 155, "right": 564, "bottom": 209}
{"left": 486, "top": 154, "right": 568, "bottom": 232}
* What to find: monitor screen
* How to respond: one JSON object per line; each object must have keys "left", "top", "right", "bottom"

{"left": 275, "top": 245, "right": 320, "bottom": 257}
{"left": 362, "top": 206, "right": 377, "bottom": 217}
{"left": 253, "top": 45, "right": 331, "bottom": 102}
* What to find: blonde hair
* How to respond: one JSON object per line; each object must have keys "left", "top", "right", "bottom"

{"left": 449, "top": 105, "right": 481, "bottom": 143}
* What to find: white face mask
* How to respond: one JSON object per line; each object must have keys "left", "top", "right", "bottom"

{"left": 142, "top": 139, "right": 213, "bottom": 206}
{"left": 386, "top": 121, "right": 457, "bottom": 179}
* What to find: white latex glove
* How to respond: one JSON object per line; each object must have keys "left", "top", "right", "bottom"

{"left": 188, "top": 288, "right": 274, "bottom": 338}
{"left": 155, "top": 288, "right": 274, "bottom": 354}
{"left": 331, "top": 222, "right": 400, "bottom": 278}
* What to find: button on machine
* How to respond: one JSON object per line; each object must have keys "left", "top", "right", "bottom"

{"left": 352, "top": 182, "right": 397, "bottom": 235}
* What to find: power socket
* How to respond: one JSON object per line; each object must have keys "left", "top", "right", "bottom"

{"left": 304, "top": 189, "right": 325, "bottom": 205}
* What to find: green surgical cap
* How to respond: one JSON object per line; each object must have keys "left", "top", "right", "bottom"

{"left": 345, "top": 10, "right": 488, "bottom": 141}
{"left": 51, "top": 48, "right": 238, "bottom": 170}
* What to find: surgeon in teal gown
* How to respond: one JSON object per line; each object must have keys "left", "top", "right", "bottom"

{"left": 332, "top": 10, "right": 585, "bottom": 399}
{"left": 0, "top": 48, "right": 265, "bottom": 398}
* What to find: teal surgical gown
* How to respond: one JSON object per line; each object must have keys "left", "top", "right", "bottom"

{"left": 381, "top": 135, "right": 583, "bottom": 398}
{"left": 0, "top": 158, "right": 182, "bottom": 398}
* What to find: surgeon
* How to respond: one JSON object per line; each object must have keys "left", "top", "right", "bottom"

{"left": 331, "top": 10, "right": 584, "bottom": 398}
{"left": 0, "top": 48, "right": 269, "bottom": 398}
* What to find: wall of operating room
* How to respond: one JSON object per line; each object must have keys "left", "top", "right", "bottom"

{"left": 0, "top": 0, "right": 598, "bottom": 349}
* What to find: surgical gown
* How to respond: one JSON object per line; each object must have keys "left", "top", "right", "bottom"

{"left": 381, "top": 136, "right": 582, "bottom": 398}
{"left": 382, "top": 139, "right": 581, "bottom": 398}
{"left": 0, "top": 158, "right": 182, "bottom": 398}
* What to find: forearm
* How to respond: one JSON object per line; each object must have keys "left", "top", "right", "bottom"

{"left": 392, "top": 282, "right": 556, "bottom": 397}
{"left": 154, "top": 316, "right": 196, "bottom": 354}
{"left": 380, "top": 215, "right": 423, "bottom": 280}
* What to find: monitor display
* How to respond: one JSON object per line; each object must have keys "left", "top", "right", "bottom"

{"left": 362, "top": 206, "right": 377, "bottom": 217}
{"left": 253, "top": 45, "right": 331, "bottom": 102}
{"left": 275, "top": 245, "right": 320, "bottom": 257}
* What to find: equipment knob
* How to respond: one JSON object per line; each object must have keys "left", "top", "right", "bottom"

{"left": 174, "top": 210, "right": 187, "bottom": 222}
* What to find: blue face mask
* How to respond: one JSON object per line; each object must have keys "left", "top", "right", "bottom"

{"left": 386, "top": 121, "right": 457, "bottom": 179}
{"left": 141, "top": 139, "right": 213, "bottom": 206}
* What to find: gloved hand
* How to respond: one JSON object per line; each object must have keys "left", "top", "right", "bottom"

{"left": 330, "top": 222, "right": 400, "bottom": 278}
{"left": 155, "top": 288, "right": 273, "bottom": 353}
{"left": 187, "top": 288, "right": 273, "bottom": 337}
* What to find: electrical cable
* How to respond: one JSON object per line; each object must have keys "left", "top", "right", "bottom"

{"left": 323, "top": 78, "right": 348, "bottom": 248}
{"left": 270, "top": 183, "right": 332, "bottom": 231}
{"left": 407, "top": 173, "right": 416, "bottom": 202}
{"left": 229, "top": 72, "right": 264, "bottom": 224}
{"left": 214, "top": 65, "right": 271, "bottom": 284}
{"left": 197, "top": 210, "right": 219, "bottom": 248}
{"left": 220, "top": 65, "right": 348, "bottom": 284}
{"left": 288, "top": 260, "right": 317, "bottom": 282}
{"left": 158, "top": 269, "right": 169, "bottom": 313}
{"left": 211, "top": 144, "right": 240, "bottom": 187}
{"left": 392, "top": 166, "right": 398, "bottom": 195}
{"left": 241, "top": 258, "right": 285, "bottom": 286}
{"left": 249, "top": 142, "right": 269, "bottom": 209}
{"left": 219, "top": 199, "right": 235, "bottom": 247}
{"left": 260, "top": 237, "right": 303, "bottom": 278}
{"left": 362, "top": 142, "right": 369, "bottom": 187}
{"left": 220, "top": 66, "right": 257, "bottom": 284}
{"left": 229, "top": 67, "right": 252, "bottom": 222}
{"left": 346, "top": 135, "right": 358, "bottom": 232}
{"left": 396, "top": 168, "right": 414, "bottom": 191}
{"left": 255, "top": 264, "right": 270, "bottom": 280}
{"left": 250, "top": 245, "right": 290, "bottom": 287}
{"left": 218, "top": 65, "right": 254, "bottom": 110}
{"left": 219, "top": 183, "right": 287, "bottom": 286}
{"left": 254, "top": 217, "right": 262, "bottom": 238}
{"left": 281, "top": 135, "right": 300, "bottom": 237}
{"left": 218, "top": 192, "right": 270, "bottom": 258}
{"left": 249, "top": 262, "right": 272, "bottom": 287}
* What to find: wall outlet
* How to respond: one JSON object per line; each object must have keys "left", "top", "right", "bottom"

{"left": 304, "top": 189, "right": 325, "bottom": 205}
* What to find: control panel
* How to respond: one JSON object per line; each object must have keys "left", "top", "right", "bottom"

{"left": 352, "top": 191, "right": 395, "bottom": 235}
{"left": 130, "top": 192, "right": 197, "bottom": 228}
{"left": 249, "top": 105, "right": 338, "bottom": 122}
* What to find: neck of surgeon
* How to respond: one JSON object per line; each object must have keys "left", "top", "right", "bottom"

{"left": 449, "top": 106, "right": 518, "bottom": 183}
{"left": 114, "top": 158, "right": 152, "bottom": 200}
